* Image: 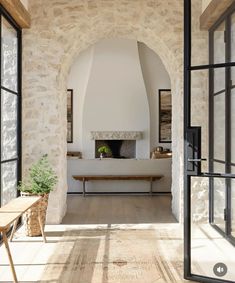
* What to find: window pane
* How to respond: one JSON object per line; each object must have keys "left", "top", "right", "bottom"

{"left": 213, "top": 178, "right": 226, "bottom": 232}
{"left": 1, "top": 16, "right": 18, "bottom": 92}
{"left": 213, "top": 21, "right": 226, "bottom": 64}
{"left": 231, "top": 12, "right": 235, "bottom": 63}
{"left": 213, "top": 161, "right": 225, "bottom": 174}
{"left": 214, "top": 93, "right": 225, "bottom": 161}
{"left": 231, "top": 15, "right": 235, "bottom": 82}
{"left": 214, "top": 68, "right": 225, "bottom": 94}
{"left": 232, "top": 88, "right": 235, "bottom": 164}
{"left": 191, "top": 0, "right": 209, "bottom": 66}
{"left": 212, "top": 161, "right": 226, "bottom": 234}
{"left": 190, "top": 69, "right": 209, "bottom": 172}
{"left": 191, "top": 177, "right": 235, "bottom": 281}
{"left": 1, "top": 161, "right": 17, "bottom": 205}
{"left": 232, "top": 165, "right": 235, "bottom": 238}
{"left": 1, "top": 90, "right": 17, "bottom": 160}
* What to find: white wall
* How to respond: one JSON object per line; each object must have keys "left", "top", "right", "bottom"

{"left": 82, "top": 39, "right": 150, "bottom": 159}
{"left": 138, "top": 42, "right": 171, "bottom": 150}
{"left": 67, "top": 39, "right": 172, "bottom": 193}
{"left": 67, "top": 39, "right": 171, "bottom": 156}
{"left": 67, "top": 47, "right": 94, "bottom": 152}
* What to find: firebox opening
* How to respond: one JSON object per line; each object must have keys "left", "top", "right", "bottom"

{"left": 95, "top": 140, "right": 136, "bottom": 159}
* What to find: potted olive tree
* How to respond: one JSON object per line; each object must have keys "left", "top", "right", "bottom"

{"left": 18, "top": 155, "right": 57, "bottom": 236}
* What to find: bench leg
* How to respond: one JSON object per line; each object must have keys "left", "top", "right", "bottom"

{"left": 83, "top": 178, "right": 86, "bottom": 197}
{"left": 38, "top": 211, "right": 47, "bottom": 243}
{"left": 9, "top": 217, "right": 20, "bottom": 242}
{"left": 2, "top": 231, "right": 18, "bottom": 283}
{"left": 150, "top": 177, "right": 153, "bottom": 196}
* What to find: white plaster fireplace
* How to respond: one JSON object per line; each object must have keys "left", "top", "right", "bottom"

{"left": 91, "top": 131, "right": 142, "bottom": 159}
{"left": 80, "top": 39, "right": 150, "bottom": 160}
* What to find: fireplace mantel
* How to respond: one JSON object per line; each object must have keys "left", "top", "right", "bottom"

{"left": 90, "top": 131, "right": 143, "bottom": 140}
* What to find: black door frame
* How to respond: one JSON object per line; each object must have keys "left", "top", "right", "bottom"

{"left": 208, "top": 2, "right": 235, "bottom": 245}
{"left": 184, "top": 1, "right": 235, "bottom": 282}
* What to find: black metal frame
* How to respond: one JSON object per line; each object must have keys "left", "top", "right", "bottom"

{"left": 0, "top": 5, "right": 22, "bottom": 207}
{"left": 158, "top": 89, "right": 172, "bottom": 143}
{"left": 67, "top": 89, "right": 73, "bottom": 143}
{"left": 208, "top": 1, "right": 235, "bottom": 245}
{"left": 184, "top": 0, "right": 235, "bottom": 282}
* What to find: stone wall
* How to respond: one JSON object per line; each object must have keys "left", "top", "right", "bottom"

{"left": 22, "top": 0, "right": 207, "bottom": 223}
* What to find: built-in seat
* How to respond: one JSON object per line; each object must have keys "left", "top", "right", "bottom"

{"left": 73, "top": 174, "right": 164, "bottom": 196}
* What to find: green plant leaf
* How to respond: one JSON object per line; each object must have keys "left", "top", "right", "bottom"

{"left": 18, "top": 155, "right": 58, "bottom": 195}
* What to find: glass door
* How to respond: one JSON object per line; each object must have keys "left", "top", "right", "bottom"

{"left": 184, "top": 1, "right": 235, "bottom": 282}
{"left": 209, "top": 19, "right": 227, "bottom": 235}
{"left": 0, "top": 8, "right": 21, "bottom": 206}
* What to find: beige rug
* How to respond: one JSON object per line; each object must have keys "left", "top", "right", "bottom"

{"left": 40, "top": 226, "right": 194, "bottom": 283}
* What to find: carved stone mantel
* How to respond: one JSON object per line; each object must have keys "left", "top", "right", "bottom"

{"left": 90, "top": 131, "right": 143, "bottom": 140}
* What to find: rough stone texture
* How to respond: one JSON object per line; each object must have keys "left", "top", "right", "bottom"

{"left": 1, "top": 90, "right": 17, "bottom": 161}
{"left": 90, "top": 131, "right": 143, "bottom": 140}
{"left": 1, "top": 18, "right": 18, "bottom": 163}
{"left": 190, "top": 1, "right": 209, "bottom": 222}
{"left": 1, "top": 161, "right": 17, "bottom": 205}
{"left": 1, "top": 17, "right": 18, "bottom": 92}
{"left": 22, "top": 0, "right": 208, "bottom": 223}
{"left": 1, "top": 17, "right": 19, "bottom": 205}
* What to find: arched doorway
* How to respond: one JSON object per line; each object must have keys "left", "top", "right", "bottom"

{"left": 22, "top": 0, "right": 184, "bottom": 223}
{"left": 66, "top": 38, "right": 174, "bottom": 213}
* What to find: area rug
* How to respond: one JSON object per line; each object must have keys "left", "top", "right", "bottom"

{"left": 39, "top": 225, "right": 195, "bottom": 283}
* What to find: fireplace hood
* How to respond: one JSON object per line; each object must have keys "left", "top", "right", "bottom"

{"left": 90, "top": 131, "right": 143, "bottom": 140}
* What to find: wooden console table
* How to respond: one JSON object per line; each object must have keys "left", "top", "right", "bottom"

{"left": 73, "top": 175, "right": 163, "bottom": 196}
{"left": 0, "top": 196, "right": 47, "bottom": 283}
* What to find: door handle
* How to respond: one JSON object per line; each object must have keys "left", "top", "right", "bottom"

{"left": 188, "top": 158, "right": 207, "bottom": 162}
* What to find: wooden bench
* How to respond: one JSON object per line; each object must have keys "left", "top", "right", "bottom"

{"left": 73, "top": 175, "right": 163, "bottom": 196}
{"left": 0, "top": 196, "right": 47, "bottom": 283}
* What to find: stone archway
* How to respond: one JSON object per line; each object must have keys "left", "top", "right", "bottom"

{"left": 23, "top": 0, "right": 184, "bottom": 223}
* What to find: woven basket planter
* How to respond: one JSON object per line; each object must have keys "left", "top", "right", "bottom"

{"left": 21, "top": 192, "right": 49, "bottom": 237}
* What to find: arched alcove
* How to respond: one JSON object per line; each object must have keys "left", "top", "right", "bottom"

{"left": 22, "top": 0, "right": 184, "bottom": 223}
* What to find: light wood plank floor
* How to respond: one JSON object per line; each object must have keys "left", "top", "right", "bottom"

{"left": 0, "top": 195, "right": 180, "bottom": 282}
{"left": 1, "top": 196, "right": 233, "bottom": 282}
{"left": 62, "top": 195, "right": 177, "bottom": 224}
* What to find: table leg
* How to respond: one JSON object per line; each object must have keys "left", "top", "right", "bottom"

{"left": 38, "top": 211, "right": 47, "bottom": 243}
{"left": 2, "top": 230, "right": 18, "bottom": 283}
{"left": 150, "top": 177, "right": 153, "bottom": 196}
{"left": 9, "top": 217, "right": 20, "bottom": 242}
{"left": 83, "top": 178, "right": 86, "bottom": 197}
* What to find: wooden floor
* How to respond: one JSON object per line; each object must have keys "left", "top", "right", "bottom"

{"left": 62, "top": 195, "right": 177, "bottom": 224}
{"left": 1, "top": 195, "right": 233, "bottom": 282}
{"left": 0, "top": 195, "right": 180, "bottom": 283}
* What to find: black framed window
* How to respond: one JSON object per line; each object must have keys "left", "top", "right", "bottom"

{"left": 0, "top": 6, "right": 21, "bottom": 206}
{"left": 209, "top": 3, "right": 235, "bottom": 245}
